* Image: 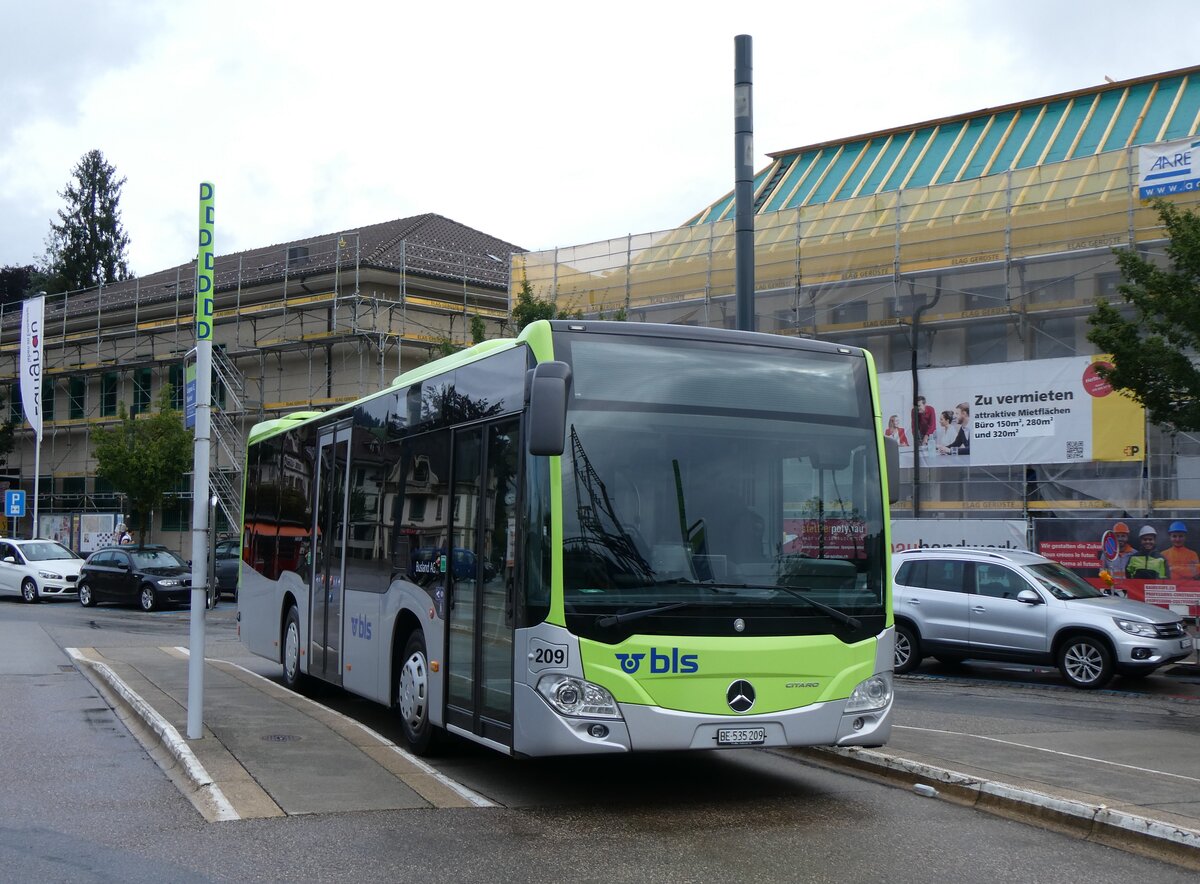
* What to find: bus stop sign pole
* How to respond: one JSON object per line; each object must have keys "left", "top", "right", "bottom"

{"left": 187, "top": 182, "right": 215, "bottom": 741}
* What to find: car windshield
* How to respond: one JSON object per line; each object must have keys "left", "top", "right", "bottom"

{"left": 21, "top": 541, "right": 81, "bottom": 561}
{"left": 554, "top": 331, "right": 887, "bottom": 640}
{"left": 1027, "top": 562, "right": 1105, "bottom": 600}
{"left": 131, "top": 549, "right": 187, "bottom": 569}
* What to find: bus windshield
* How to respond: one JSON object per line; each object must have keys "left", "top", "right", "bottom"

{"left": 555, "top": 331, "right": 887, "bottom": 641}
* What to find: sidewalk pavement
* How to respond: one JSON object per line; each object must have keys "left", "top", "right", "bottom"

{"left": 69, "top": 645, "right": 1199, "bottom": 870}
{"left": 66, "top": 645, "right": 493, "bottom": 821}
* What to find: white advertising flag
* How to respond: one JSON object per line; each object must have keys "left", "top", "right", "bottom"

{"left": 19, "top": 295, "right": 44, "bottom": 441}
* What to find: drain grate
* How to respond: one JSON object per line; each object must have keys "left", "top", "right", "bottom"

{"left": 261, "top": 734, "right": 302, "bottom": 742}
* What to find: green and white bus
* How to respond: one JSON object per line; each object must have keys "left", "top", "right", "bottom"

{"left": 238, "top": 320, "right": 898, "bottom": 756}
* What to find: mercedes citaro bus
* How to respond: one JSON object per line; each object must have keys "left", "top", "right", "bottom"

{"left": 238, "top": 320, "right": 898, "bottom": 756}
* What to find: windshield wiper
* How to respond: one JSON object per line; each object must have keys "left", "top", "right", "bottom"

{"left": 704, "top": 582, "right": 862, "bottom": 629}
{"left": 596, "top": 602, "right": 691, "bottom": 628}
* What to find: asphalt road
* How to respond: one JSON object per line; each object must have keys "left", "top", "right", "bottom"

{"left": 1, "top": 596, "right": 1196, "bottom": 882}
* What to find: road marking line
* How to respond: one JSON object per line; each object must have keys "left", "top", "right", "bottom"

{"left": 896, "top": 725, "right": 1200, "bottom": 784}
{"left": 173, "top": 647, "right": 496, "bottom": 808}
{"left": 65, "top": 647, "right": 240, "bottom": 821}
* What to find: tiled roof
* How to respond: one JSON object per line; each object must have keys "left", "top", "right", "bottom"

{"left": 689, "top": 65, "right": 1200, "bottom": 225}
{"left": 25, "top": 214, "right": 525, "bottom": 323}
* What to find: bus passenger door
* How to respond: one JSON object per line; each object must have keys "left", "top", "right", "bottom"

{"left": 311, "top": 422, "right": 352, "bottom": 685}
{"left": 445, "top": 418, "right": 519, "bottom": 748}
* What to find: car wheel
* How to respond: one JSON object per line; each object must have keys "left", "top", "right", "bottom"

{"left": 139, "top": 584, "right": 157, "bottom": 612}
{"left": 397, "top": 631, "right": 438, "bottom": 755}
{"left": 893, "top": 622, "right": 922, "bottom": 674}
{"left": 79, "top": 582, "right": 96, "bottom": 608}
{"left": 1058, "top": 634, "right": 1114, "bottom": 689}
{"left": 282, "top": 606, "right": 304, "bottom": 690}
{"left": 21, "top": 577, "right": 39, "bottom": 603}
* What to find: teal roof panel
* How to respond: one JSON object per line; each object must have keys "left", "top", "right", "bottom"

{"left": 989, "top": 108, "right": 1038, "bottom": 173}
{"left": 1138, "top": 76, "right": 1184, "bottom": 143}
{"left": 1014, "top": 100, "right": 1068, "bottom": 168}
{"left": 1103, "top": 82, "right": 1156, "bottom": 151}
{"left": 908, "top": 125, "right": 960, "bottom": 187}
{"left": 961, "top": 111, "right": 1015, "bottom": 179}
{"left": 1164, "top": 75, "right": 1200, "bottom": 140}
{"left": 807, "top": 143, "right": 866, "bottom": 203}
{"left": 935, "top": 118, "right": 989, "bottom": 184}
{"left": 684, "top": 66, "right": 1200, "bottom": 226}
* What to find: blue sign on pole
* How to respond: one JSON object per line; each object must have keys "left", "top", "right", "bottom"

{"left": 185, "top": 362, "right": 197, "bottom": 429}
{"left": 5, "top": 490, "right": 26, "bottom": 518}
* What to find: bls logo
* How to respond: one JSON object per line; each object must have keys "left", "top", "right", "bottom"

{"left": 615, "top": 647, "right": 699, "bottom": 674}
{"left": 351, "top": 616, "right": 372, "bottom": 640}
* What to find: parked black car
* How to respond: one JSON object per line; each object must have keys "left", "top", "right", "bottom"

{"left": 214, "top": 539, "right": 240, "bottom": 600}
{"left": 78, "top": 545, "right": 192, "bottom": 611}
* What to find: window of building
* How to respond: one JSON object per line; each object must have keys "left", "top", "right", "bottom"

{"left": 1032, "top": 317, "right": 1077, "bottom": 359}
{"left": 101, "top": 372, "right": 119, "bottom": 417}
{"left": 887, "top": 291, "right": 927, "bottom": 319}
{"left": 1025, "top": 277, "right": 1076, "bottom": 306}
{"left": 62, "top": 477, "right": 85, "bottom": 506}
{"left": 94, "top": 475, "right": 120, "bottom": 508}
{"left": 162, "top": 478, "right": 192, "bottom": 532}
{"left": 1095, "top": 272, "right": 1121, "bottom": 299}
{"left": 132, "top": 367, "right": 152, "bottom": 416}
{"left": 70, "top": 376, "right": 86, "bottom": 419}
{"left": 965, "top": 320, "right": 1008, "bottom": 364}
{"left": 168, "top": 363, "right": 184, "bottom": 411}
{"left": 831, "top": 300, "right": 869, "bottom": 327}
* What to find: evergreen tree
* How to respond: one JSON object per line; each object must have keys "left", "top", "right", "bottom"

{"left": 91, "top": 385, "right": 192, "bottom": 543}
{"left": 1087, "top": 199, "right": 1200, "bottom": 431}
{"left": 43, "top": 149, "right": 131, "bottom": 293}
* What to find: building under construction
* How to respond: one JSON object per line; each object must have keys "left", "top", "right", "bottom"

{"left": 0, "top": 214, "right": 523, "bottom": 556}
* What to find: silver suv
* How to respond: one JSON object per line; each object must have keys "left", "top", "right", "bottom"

{"left": 892, "top": 547, "right": 1194, "bottom": 689}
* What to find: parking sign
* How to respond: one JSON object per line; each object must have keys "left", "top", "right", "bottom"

{"left": 5, "top": 490, "right": 25, "bottom": 518}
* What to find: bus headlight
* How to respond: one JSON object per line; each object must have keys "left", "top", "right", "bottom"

{"left": 536, "top": 674, "right": 621, "bottom": 719}
{"left": 845, "top": 672, "right": 892, "bottom": 713}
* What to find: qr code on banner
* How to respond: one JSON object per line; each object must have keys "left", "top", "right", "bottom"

{"left": 1066, "top": 440, "right": 1084, "bottom": 459}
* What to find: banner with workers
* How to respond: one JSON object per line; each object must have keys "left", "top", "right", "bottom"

{"left": 1033, "top": 518, "right": 1200, "bottom": 616}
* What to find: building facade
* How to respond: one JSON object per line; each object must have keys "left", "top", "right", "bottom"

{"left": 516, "top": 66, "right": 1200, "bottom": 526}
{"left": 0, "top": 214, "right": 523, "bottom": 557}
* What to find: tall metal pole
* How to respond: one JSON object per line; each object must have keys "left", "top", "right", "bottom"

{"left": 187, "top": 182, "right": 215, "bottom": 740}
{"left": 734, "top": 34, "right": 755, "bottom": 332}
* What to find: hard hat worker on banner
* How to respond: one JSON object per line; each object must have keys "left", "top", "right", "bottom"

{"left": 1126, "top": 526, "right": 1169, "bottom": 580}
{"left": 1163, "top": 521, "right": 1200, "bottom": 581}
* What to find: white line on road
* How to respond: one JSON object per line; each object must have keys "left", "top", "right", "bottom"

{"left": 895, "top": 724, "right": 1200, "bottom": 784}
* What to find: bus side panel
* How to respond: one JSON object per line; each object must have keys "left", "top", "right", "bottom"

{"left": 343, "top": 589, "right": 383, "bottom": 700}
{"left": 239, "top": 568, "right": 310, "bottom": 669}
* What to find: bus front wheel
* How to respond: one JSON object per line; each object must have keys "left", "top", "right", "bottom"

{"left": 282, "top": 606, "right": 304, "bottom": 690}
{"left": 398, "top": 631, "right": 436, "bottom": 755}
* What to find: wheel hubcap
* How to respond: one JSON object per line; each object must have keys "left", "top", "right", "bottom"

{"left": 399, "top": 651, "right": 428, "bottom": 729}
{"left": 895, "top": 635, "right": 911, "bottom": 667}
{"left": 80, "top": 586, "right": 90, "bottom": 605}
{"left": 23, "top": 582, "right": 35, "bottom": 601}
{"left": 141, "top": 589, "right": 153, "bottom": 610}
{"left": 284, "top": 622, "right": 299, "bottom": 680}
{"left": 1065, "top": 643, "right": 1103, "bottom": 683}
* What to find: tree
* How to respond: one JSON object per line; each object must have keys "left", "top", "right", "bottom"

{"left": 43, "top": 149, "right": 131, "bottom": 293}
{"left": 0, "top": 389, "right": 16, "bottom": 466}
{"left": 0, "top": 264, "right": 42, "bottom": 307}
{"left": 510, "top": 275, "right": 581, "bottom": 331}
{"left": 1087, "top": 199, "right": 1200, "bottom": 431}
{"left": 91, "top": 385, "right": 192, "bottom": 543}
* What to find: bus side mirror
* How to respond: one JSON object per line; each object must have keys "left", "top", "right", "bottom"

{"left": 527, "top": 361, "right": 571, "bottom": 456}
{"left": 884, "top": 435, "right": 900, "bottom": 504}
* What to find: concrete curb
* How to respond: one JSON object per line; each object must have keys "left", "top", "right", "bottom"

{"left": 66, "top": 648, "right": 240, "bottom": 822}
{"left": 802, "top": 747, "right": 1200, "bottom": 871}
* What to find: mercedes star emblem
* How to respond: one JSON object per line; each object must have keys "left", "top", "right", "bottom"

{"left": 726, "top": 679, "right": 756, "bottom": 713}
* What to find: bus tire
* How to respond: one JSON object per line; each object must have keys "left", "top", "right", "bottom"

{"left": 282, "top": 605, "right": 305, "bottom": 690}
{"left": 398, "top": 630, "right": 437, "bottom": 755}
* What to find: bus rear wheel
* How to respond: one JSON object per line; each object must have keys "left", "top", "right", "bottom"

{"left": 398, "top": 631, "right": 437, "bottom": 755}
{"left": 282, "top": 605, "right": 304, "bottom": 690}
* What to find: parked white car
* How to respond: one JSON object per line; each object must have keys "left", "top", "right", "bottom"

{"left": 0, "top": 538, "right": 85, "bottom": 602}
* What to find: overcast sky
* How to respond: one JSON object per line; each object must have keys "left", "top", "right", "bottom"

{"left": 2, "top": 1, "right": 1198, "bottom": 277}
